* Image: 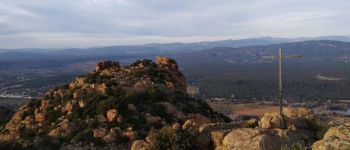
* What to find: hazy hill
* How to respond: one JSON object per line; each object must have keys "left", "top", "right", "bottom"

{"left": 177, "top": 40, "right": 350, "bottom": 99}
{"left": 1, "top": 39, "right": 350, "bottom": 100}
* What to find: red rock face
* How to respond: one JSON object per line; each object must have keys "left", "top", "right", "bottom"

{"left": 156, "top": 56, "right": 187, "bottom": 94}
{"left": 156, "top": 56, "right": 179, "bottom": 70}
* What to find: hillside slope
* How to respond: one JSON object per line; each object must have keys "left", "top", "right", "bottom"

{"left": 0, "top": 57, "right": 229, "bottom": 149}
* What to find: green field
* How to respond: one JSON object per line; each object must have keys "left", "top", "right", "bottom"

{"left": 0, "top": 97, "right": 30, "bottom": 110}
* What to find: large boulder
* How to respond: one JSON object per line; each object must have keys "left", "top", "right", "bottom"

{"left": 312, "top": 125, "right": 350, "bottom": 150}
{"left": 259, "top": 107, "right": 316, "bottom": 129}
{"left": 156, "top": 56, "right": 179, "bottom": 70}
{"left": 131, "top": 140, "right": 149, "bottom": 150}
{"left": 156, "top": 56, "right": 187, "bottom": 93}
{"left": 221, "top": 128, "right": 312, "bottom": 150}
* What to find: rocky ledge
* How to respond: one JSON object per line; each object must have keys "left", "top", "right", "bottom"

{"left": 132, "top": 106, "right": 350, "bottom": 150}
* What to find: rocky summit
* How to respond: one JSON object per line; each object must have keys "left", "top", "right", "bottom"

{"left": 0, "top": 56, "right": 229, "bottom": 149}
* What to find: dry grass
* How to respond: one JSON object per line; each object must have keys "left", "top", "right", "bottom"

{"left": 209, "top": 102, "right": 279, "bottom": 117}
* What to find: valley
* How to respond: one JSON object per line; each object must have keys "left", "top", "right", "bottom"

{"left": 1, "top": 40, "right": 350, "bottom": 102}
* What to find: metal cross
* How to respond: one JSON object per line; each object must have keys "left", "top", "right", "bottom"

{"left": 262, "top": 48, "right": 301, "bottom": 117}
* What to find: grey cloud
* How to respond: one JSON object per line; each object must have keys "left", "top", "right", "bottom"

{"left": 0, "top": 0, "right": 349, "bottom": 48}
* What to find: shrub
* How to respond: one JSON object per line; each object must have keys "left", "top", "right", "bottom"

{"left": 147, "top": 126, "right": 195, "bottom": 150}
{"left": 20, "top": 128, "right": 38, "bottom": 141}
{"left": 241, "top": 119, "right": 258, "bottom": 128}
{"left": 45, "top": 109, "right": 62, "bottom": 123}
{"left": 306, "top": 119, "right": 331, "bottom": 140}
{"left": 281, "top": 143, "right": 304, "bottom": 150}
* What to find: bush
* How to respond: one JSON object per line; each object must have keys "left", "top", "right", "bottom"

{"left": 147, "top": 126, "right": 195, "bottom": 150}
{"left": 241, "top": 119, "right": 258, "bottom": 128}
{"left": 45, "top": 109, "right": 62, "bottom": 123}
{"left": 281, "top": 143, "right": 304, "bottom": 150}
{"left": 20, "top": 128, "right": 38, "bottom": 141}
{"left": 307, "top": 119, "right": 331, "bottom": 140}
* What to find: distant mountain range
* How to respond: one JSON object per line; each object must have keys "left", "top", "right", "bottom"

{"left": 176, "top": 40, "right": 350, "bottom": 99}
{"left": 1, "top": 36, "right": 350, "bottom": 54}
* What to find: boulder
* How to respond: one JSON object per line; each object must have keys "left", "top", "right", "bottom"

{"left": 90, "top": 83, "right": 107, "bottom": 94}
{"left": 93, "top": 127, "right": 106, "bottom": 138}
{"left": 40, "top": 100, "right": 49, "bottom": 111}
{"left": 69, "top": 77, "right": 86, "bottom": 89}
{"left": 211, "top": 130, "right": 230, "bottom": 147}
{"left": 48, "top": 120, "right": 77, "bottom": 138}
{"left": 73, "top": 89, "right": 85, "bottom": 99}
{"left": 106, "top": 109, "right": 118, "bottom": 122}
{"left": 65, "top": 102, "right": 74, "bottom": 112}
{"left": 182, "top": 119, "right": 199, "bottom": 135}
{"left": 35, "top": 113, "right": 45, "bottom": 123}
{"left": 97, "top": 115, "right": 107, "bottom": 123}
{"left": 259, "top": 107, "right": 315, "bottom": 129}
{"left": 145, "top": 113, "right": 162, "bottom": 125}
{"left": 187, "top": 113, "right": 212, "bottom": 126}
{"left": 123, "top": 130, "right": 138, "bottom": 140}
{"left": 48, "top": 128, "right": 60, "bottom": 138}
{"left": 132, "top": 82, "right": 149, "bottom": 93}
{"left": 312, "top": 125, "right": 350, "bottom": 150}
{"left": 103, "top": 130, "right": 117, "bottom": 143}
{"left": 78, "top": 100, "right": 85, "bottom": 108}
{"left": 259, "top": 112, "right": 284, "bottom": 129}
{"left": 131, "top": 140, "right": 149, "bottom": 150}
{"left": 222, "top": 128, "right": 311, "bottom": 150}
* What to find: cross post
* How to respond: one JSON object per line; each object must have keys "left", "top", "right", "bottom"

{"left": 262, "top": 48, "right": 301, "bottom": 125}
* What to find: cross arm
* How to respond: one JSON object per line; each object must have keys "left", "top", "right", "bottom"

{"left": 283, "top": 54, "right": 302, "bottom": 59}
{"left": 262, "top": 56, "right": 278, "bottom": 59}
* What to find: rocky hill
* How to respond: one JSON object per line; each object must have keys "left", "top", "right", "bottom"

{"left": 0, "top": 56, "right": 349, "bottom": 150}
{"left": 0, "top": 57, "right": 229, "bottom": 149}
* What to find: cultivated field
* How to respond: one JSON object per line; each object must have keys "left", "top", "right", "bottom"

{"left": 209, "top": 102, "right": 280, "bottom": 118}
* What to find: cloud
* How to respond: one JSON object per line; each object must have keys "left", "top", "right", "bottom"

{"left": 0, "top": 0, "right": 349, "bottom": 48}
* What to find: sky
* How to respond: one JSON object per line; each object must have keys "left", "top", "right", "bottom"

{"left": 0, "top": 0, "right": 349, "bottom": 48}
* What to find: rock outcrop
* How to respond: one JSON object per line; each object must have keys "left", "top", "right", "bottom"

{"left": 96, "top": 60, "right": 120, "bottom": 72}
{"left": 189, "top": 108, "right": 318, "bottom": 150}
{"left": 312, "top": 125, "right": 350, "bottom": 150}
{"left": 0, "top": 57, "right": 227, "bottom": 149}
{"left": 259, "top": 107, "right": 316, "bottom": 130}
{"left": 220, "top": 128, "right": 312, "bottom": 150}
